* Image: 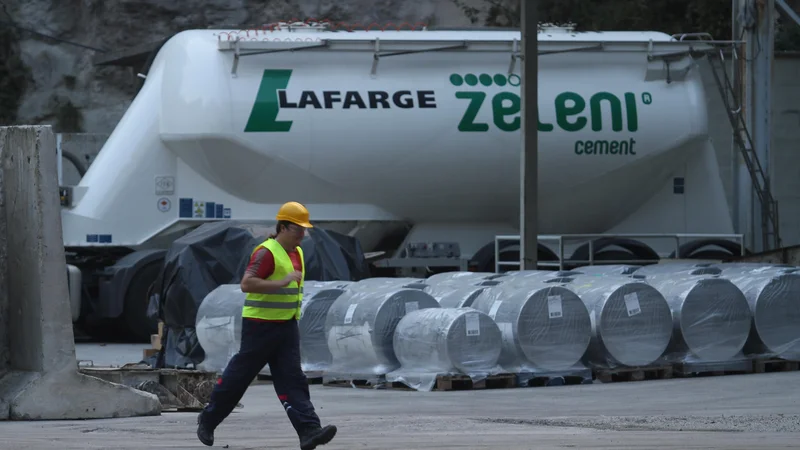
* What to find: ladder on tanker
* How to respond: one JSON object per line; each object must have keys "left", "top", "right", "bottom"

{"left": 673, "top": 33, "right": 781, "bottom": 251}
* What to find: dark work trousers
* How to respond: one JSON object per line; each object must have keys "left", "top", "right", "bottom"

{"left": 200, "top": 317, "right": 322, "bottom": 435}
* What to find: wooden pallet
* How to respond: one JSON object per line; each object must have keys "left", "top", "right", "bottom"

{"left": 521, "top": 374, "right": 592, "bottom": 387}
{"left": 324, "top": 373, "right": 517, "bottom": 391}
{"left": 752, "top": 358, "right": 800, "bottom": 373}
{"left": 672, "top": 359, "right": 753, "bottom": 378}
{"left": 143, "top": 321, "right": 164, "bottom": 360}
{"left": 594, "top": 365, "right": 674, "bottom": 383}
{"left": 256, "top": 371, "right": 324, "bottom": 385}
{"left": 432, "top": 373, "right": 516, "bottom": 391}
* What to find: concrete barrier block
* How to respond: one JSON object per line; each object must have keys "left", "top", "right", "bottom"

{"left": 0, "top": 125, "right": 161, "bottom": 420}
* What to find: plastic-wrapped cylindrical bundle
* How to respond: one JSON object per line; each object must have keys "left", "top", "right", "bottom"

{"left": 195, "top": 284, "right": 245, "bottom": 373}
{"left": 325, "top": 287, "right": 441, "bottom": 376}
{"left": 299, "top": 285, "right": 351, "bottom": 371}
{"left": 720, "top": 272, "right": 800, "bottom": 358}
{"left": 436, "top": 286, "right": 491, "bottom": 308}
{"left": 349, "top": 277, "right": 428, "bottom": 291}
{"left": 573, "top": 264, "right": 642, "bottom": 276}
{"left": 392, "top": 308, "right": 502, "bottom": 373}
{"left": 503, "top": 270, "right": 583, "bottom": 279}
{"left": 634, "top": 263, "right": 721, "bottom": 277}
{"left": 424, "top": 271, "right": 495, "bottom": 285}
{"left": 646, "top": 276, "right": 752, "bottom": 362}
{"left": 563, "top": 276, "right": 673, "bottom": 368}
{"left": 470, "top": 282, "right": 592, "bottom": 372}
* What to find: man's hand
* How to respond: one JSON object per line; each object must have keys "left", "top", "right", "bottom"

{"left": 282, "top": 271, "right": 302, "bottom": 286}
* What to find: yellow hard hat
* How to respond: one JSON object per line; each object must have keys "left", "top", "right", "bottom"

{"left": 276, "top": 201, "right": 313, "bottom": 228}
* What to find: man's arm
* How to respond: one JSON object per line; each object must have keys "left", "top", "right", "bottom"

{"left": 240, "top": 248, "right": 296, "bottom": 294}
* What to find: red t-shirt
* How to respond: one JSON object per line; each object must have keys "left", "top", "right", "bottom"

{"left": 244, "top": 246, "right": 303, "bottom": 322}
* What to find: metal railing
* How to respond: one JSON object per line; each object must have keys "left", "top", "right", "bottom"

{"left": 494, "top": 233, "right": 746, "bottom": 272}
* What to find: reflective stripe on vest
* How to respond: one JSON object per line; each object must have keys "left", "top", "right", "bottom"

{"left": 241, "top": 238, "right": 304, "bottom": 321}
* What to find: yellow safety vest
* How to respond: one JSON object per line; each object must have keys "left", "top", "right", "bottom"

{"left": 242, "top": 238, "right": 304, "bottom": 321}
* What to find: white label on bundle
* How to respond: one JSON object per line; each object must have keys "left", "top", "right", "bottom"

{"left": 343, "top": 304, "right": 358, "bottom": 324}
{"left": 624, "top": 292, "right": 641, "bottom": 317}
{"left": 465, "top": 312, "right": 480, "bottom": 336}
{"left": 488, "top": 300, "right": 503, "bottom": 319}
{"left": 547, "top": 295, "right": 563, "bottom": 319}
{"left": 405, "top": 301, "right": 419, "bottom": 314}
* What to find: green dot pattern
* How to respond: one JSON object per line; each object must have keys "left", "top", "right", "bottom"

{"left": 449, "top": 73, "right": 518, "bottom": 87}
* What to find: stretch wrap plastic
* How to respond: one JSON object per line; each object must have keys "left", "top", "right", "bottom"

{"left": 724, "top": 272, "right": 800, "bottom": 358}
{"left": 324, "top": 287, "right": 441, "bottom": 377}
{"left": 298, "top": 281, "right": 352, "bottom": 371}
{"left": 470, "top": 282, "right": 592, "bottom": 372}
{"left": 642, "top": 275, "right": 752, "bottom": 362}
{"left": 562, "top": 275, "right": 673, "bottom": 368}
{"left": 195, "top": 284, "right": 244, "bottom": 374}
{"left": 386, "top": 308, "right": 503, "bottom": 391}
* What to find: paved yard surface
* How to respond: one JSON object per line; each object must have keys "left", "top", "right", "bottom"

{"left": 1, "top": 355, "right": 799, "bottom": 449}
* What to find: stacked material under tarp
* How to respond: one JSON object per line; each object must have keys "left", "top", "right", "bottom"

{"left": 469, "top": 281, "right": 592, "bottom": 374}
{"left": 195, "top": 284, "right": 245, "bottom": 373}
{"left": 324, "top": 286, "right": 441, "bottom": 379}
{"left": 556, "top": 275, "right": 674, "bottom": 368}
{"left": 298, "top": 281, "right": 353, "bottom": 372}
{"left": 635, "top": 269, "right": 752, "bottom": 363}
{"left": 715, "top": 265, "right": 800, "bottom": 359}
{"left": 386, "top": 308, "right": 503, "bottom": 391}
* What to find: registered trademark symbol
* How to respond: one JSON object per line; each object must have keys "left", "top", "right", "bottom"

{"left": 642, "top": 93, "right": 653, "bottom": 105}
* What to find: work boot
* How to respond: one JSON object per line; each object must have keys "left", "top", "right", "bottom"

{"left": 299, "top": 424, "right": 337, "bottom": 450}
{"left": 196, "top": 413, "right": 215, "bottom": 446}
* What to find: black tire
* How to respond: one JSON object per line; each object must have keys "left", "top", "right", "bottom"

{"left": 122, "top": 261, "right": 161, "bottom": 342}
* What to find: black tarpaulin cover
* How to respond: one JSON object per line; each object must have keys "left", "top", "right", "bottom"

{"left": 146, "top": 220, "right": 369, "bottom": 368}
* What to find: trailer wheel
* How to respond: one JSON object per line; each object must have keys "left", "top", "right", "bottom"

{"left": 470, "top": 240, "right": 559, "bottom": 273}
{"left": 567, "top": 238, "right": 660, "bottom": 269}
{"left": 122, "top": 261, "right": 161, "bottom": 341}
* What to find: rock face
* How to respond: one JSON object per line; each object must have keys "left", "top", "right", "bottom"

{"left": 2, "top": 0, "right": 481, "bottom": 133}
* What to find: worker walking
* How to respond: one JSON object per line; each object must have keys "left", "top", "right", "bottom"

{"left": 196, "top": 201, "right": 337, "bottom": 450}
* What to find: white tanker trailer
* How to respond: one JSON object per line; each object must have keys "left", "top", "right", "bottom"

{"left": 59, "top": 23, "right": 740, "bottom": 339}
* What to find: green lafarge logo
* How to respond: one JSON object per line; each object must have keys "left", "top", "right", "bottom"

{"left": 451, "top": 72, "right": 653, "bottom": 156}
{"left": 245, "top": 69, "right": 437, "bottom": 133}
{"left": 245, "top": 69, "right": 293, "bottom": 133}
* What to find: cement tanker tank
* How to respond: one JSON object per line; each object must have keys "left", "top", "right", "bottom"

{"left": 61, "top": 25, "right": 725, "bottom": 253}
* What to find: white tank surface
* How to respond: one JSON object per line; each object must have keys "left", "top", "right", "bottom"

{"left": 720, "top": 272, "right": 800, "bottom": 358}
{"left": 644, "top": 276, "right": 752, "bottom": 362}
{"left": 470, "top": 282, "right": 592, "bottom": 372}
{"left": 298, "top": 282, "right": 352, "bottom": 371}
{"left": 60, "top": 26, "right": 721, "bottom": 249}
{"left": 392, "top": 308, "right": 502, "bottom": 375}
{"left": 561, "top": 275, "right": 674, "bottom": 368}
{"left": 195, "top": 284, "right": 245, "bottom": 373}
{"left": 324, "top": 286, "right": 441, "bottom": 376}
